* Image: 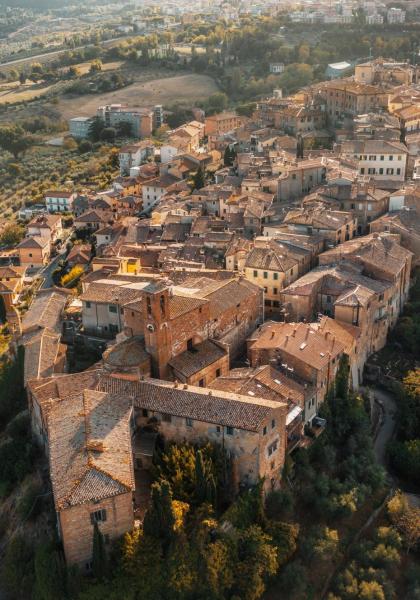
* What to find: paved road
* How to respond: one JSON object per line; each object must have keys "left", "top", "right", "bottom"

{"left": 372, "top": 387, "right": 397, "bottom": 468}
{"left": 40, "top": 246, "right": 68, "bottom": 289}
{"left": 0, "top": 35, "right": 129, "bottom": 69}
{"left": 371, "top": 386, "right": 420, "bottom": 506}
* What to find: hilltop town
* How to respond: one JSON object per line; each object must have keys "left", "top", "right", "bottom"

{"left": 0, "top": 43, "right": 419, "bottom": 600}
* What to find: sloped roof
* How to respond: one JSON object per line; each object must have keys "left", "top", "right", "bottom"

{"left": 168, "top": 339, "right": 227, "bottom": 378}
{"left": 97, "top": 375, "right": 281, "bottom": 433}
{"left": 48, "top": 389, "right": 134, "bottom": 510}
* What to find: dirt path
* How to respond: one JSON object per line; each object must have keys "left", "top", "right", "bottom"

{"left": 56, "top": 73, "right": 219, "bottom": 120}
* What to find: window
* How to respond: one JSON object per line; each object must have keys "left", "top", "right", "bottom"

{"left": 216, "top": 368, "right": 221, "bottom": 377}
{"left": 263, "top": 426, "right": 267, "bottom": 436}
{"left": 186, "top": 417, "right": 193, "bottom": 427}
{"left": 263, "top": 271, "right": 268, "bottom": 279}
{"left": 397, "top": 155, "right": 402, "bottom": 161}
{"left": 380, "top": 155, "right": 384, "bottom": 161}
{"left": 226, "top": 426, "right": 234, "bottom": 435}
{"left": 268, "top": 440, "right": 278, "bottom": 456}
{"left": 187, "top": 338, "right": 193, "bottom": 351}
{"left": 360, "top": 168, "right": 365, "bottom": 174}
{"left": 396, "top": 168, "right": 401, "bottom": 175}
{"left": 379, "top": 168, "right": 384, "bottom": 175}
{"left": 142, "top": 409, "right": 148, "bottom": 417}
{"left": 273, "top": 288, "right": 278, "bottom": 295}
{"left": 199, "top": 378, "right": 205, "bottom": 387}
{"left": 90, "top": 509, "right": 107, "bottom": 524}
{"left": 216, "top": 426, "right": 221, "bottom": 433}
{"left": 86, "top": 301, "right": 91, "bottom": 309}
{"left": 271, "top": 419, "right": 275, "bottom": 429}
{"left": 326, "top": 295, "right": 332, "bottom": 303}
{"left": 109, "top": 305, "right": 117, "bottom": 313}
{"left": 162, "top": 413, "right": 172, "bottom": 423}
{"left": 273, "top": 272, "right": 278, "bottom": 280}
{"left": 386, "top": 168, "right": 394, "bottom": 175}
{"left": 253, "top": 270, "right": 258, "bottom": 278}
{"left": 389, "top": 155, "right": 393, "bottom": 161}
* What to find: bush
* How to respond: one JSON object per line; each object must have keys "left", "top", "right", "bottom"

{"left": 60, "top": 265, "right": 84, "bottom": 288}
{"left": 78, "top": 139, "right": 93, "bottom": 153}
{"left": 265, "top": 489, "right": 294, "bottom": 520}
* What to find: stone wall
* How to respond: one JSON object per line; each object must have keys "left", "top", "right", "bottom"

{"left": 59, "top": 492, "right": 134, "bottom": 567}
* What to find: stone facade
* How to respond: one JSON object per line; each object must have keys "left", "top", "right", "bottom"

{"left": 59, "top": 492, "right": 134, "bottom": 568}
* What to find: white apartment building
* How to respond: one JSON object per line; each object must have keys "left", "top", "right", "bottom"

{"left": 45, "top": 191, "right": 76, "bottom": 213}
{"left": 387, "top": 7, "right": 405, "bottom": 23}
{"left": 119, "top": 142, "right": 155, "bottom": 175}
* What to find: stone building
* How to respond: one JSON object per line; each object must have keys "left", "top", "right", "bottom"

{"left": 98, "top": 375, "right": 287, "bottom": 494}
{"left": 48, "top": 388, "right": 135, "bottom": 568}
{"left": 244, "top": 241, "right": 300, "bottom": 317}
{"left": 247, "top": 320, "right": 345, "bottom": 412}
{"left": 283, "top": 206, "right": 357, "bottom": 246}
{"left": 370, "top": 209, "right": 420, "bottom": 267}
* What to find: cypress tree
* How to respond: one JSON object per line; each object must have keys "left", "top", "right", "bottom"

{"left": 192, "top": 165, "right": 206, "bottom": 191}
{"left": 92, "top": 522, "right": 107, "bottom": 581}
{"left": 34, "top": 542, "right": 65, "bottom": 600}
{"left": 224, "top": 145, "right": 234, "bottom": 166}
{"left": 195, "top": 450, "right": 217, "bottom": 507}
{"left": 143, "top": 480, "right": 176, "bottom": 545}
{"left": 335, "top": 354, "right": 350, "bottom": 401}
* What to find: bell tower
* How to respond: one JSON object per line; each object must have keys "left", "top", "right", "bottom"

{"left": 142, "top": 281, "right": 171, "bottom": 378}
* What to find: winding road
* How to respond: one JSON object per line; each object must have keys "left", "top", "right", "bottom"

{"left": 371, "top": 386, "right": 420, "bottom": 506}
{"left": 372, "top": 387, "right": 397, "bottom": 468}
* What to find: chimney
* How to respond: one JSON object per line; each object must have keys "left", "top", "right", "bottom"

{"left": 292, "top": 328, "right": 297, "bottom": 337}
{"left": 271, "top": 331, "right": 275, "bottom": 339}
{"left": 285, "top": 335, "right": 289, "bottom": 345}
{"left": 183, "top": 384, "right": 188, "bottom": 390}
{"left": 208, "top": 390, "right": 212, "bottom": 396}
{"left": 174, "top": 380, "right": 178, "bottom": 388}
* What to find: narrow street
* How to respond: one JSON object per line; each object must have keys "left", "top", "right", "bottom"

{"left": 371, "top": 387, "right": 397, "bottom": 468}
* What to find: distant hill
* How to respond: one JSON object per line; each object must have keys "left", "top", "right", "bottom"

{"left": 1, "top": 0, "right": 119, "bottom": 10}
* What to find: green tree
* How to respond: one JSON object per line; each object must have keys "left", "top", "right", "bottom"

{"left": 192, "top": 165, "right": 206, "bottom": 191}
{"left": 0, "top": 222, "right": 24, "bottom": 247}
{"left": 92, "top": 522, "right": 107, "bottom": 581}
{"left": 88, "top": 117, "right": 105, "bottom": 142}
{"left": 34, "top": 542, "right": 65, "bottom": 600}
{"left": 101, "top": 127, "right": 117, "bottom": 143}
{"left": 335, "top": 354, "right": 350, "bottom": 400}
{"left": 143, "top": 480, "right": 176, "bottom": 545}
{"left": 232, "top": 525, "right": 278, "bottom": 600}
{"left": 195, "top": 449, "right": 216, "bottom": 506}
{"left": 117, "top": 121, "right": 133, "bottom": 137}
{"left": 0, "top": 125, "right": 36, "bottom": 159}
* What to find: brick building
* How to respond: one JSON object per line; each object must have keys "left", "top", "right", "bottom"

{"left": 48, "top": 388, "right": 135, "bottom": 568}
